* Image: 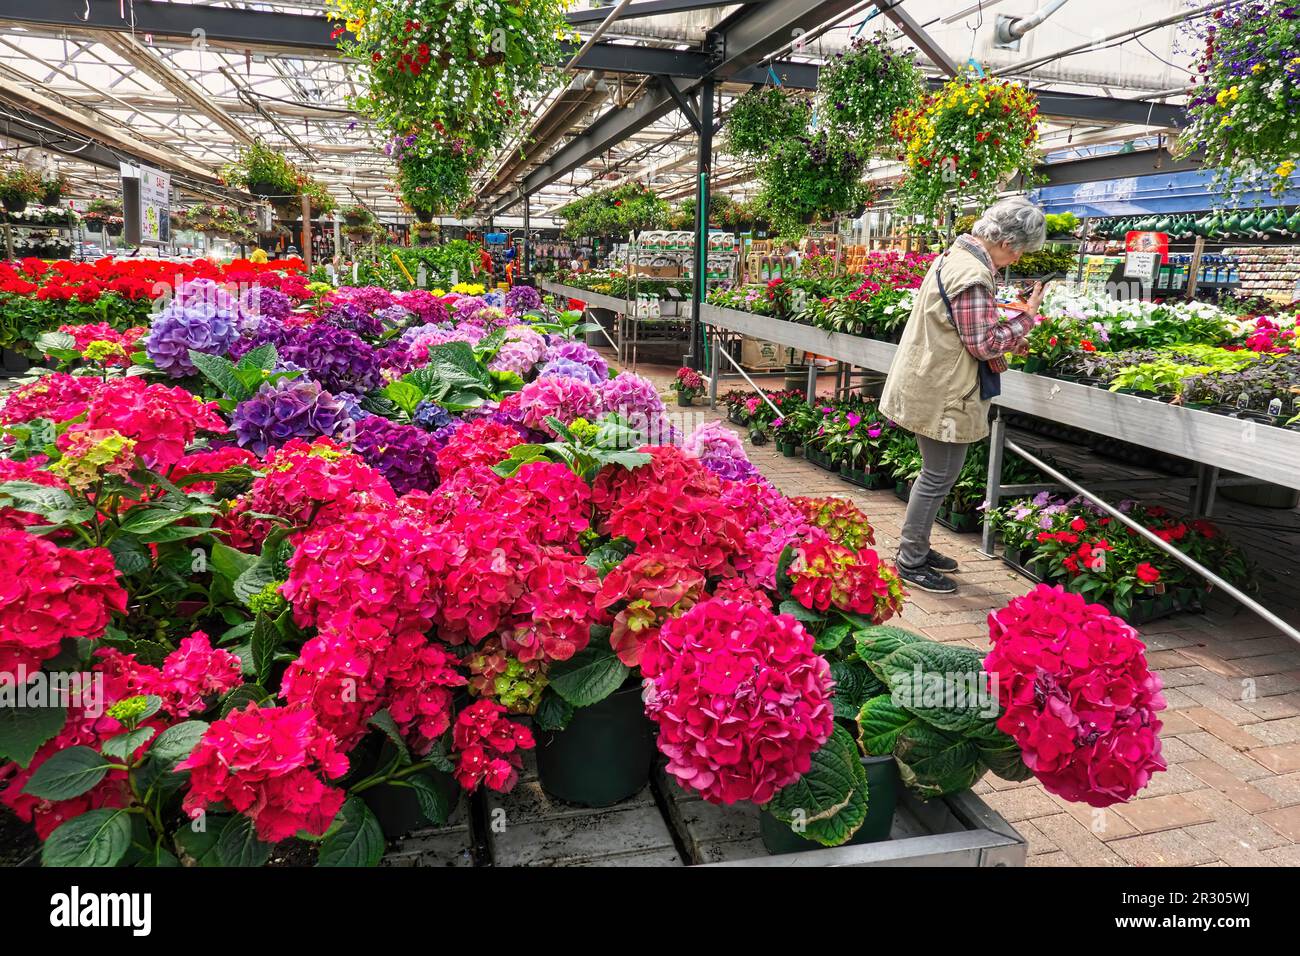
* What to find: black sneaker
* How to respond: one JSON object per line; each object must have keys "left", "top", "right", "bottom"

{"left": 896, "top": 562, "right": 958, "bottom": 594}
{"left": 925, "top": 549, "right": 959, "bottom": 573}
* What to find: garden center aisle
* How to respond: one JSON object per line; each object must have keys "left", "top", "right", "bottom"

{"left": 632, "top": 362, "right": 1300, "bottom": 867}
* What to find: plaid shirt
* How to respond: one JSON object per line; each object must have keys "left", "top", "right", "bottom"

{"left": 944, "top": 235, "right": 1034, "bottom": 374}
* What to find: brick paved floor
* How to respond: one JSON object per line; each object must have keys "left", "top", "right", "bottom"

{"left": 637, "top": 360, "right": 1300, "bottom": 867}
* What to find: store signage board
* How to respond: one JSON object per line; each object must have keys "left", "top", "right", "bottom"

{"left": 1124, "top": 230, "right": 1168, "bottom": 261}
{"left": 1123, "top": 251, "right": 1159, "bottom": 282}
{"left": 139, "top": 166, "right": 171, "bottom": 245}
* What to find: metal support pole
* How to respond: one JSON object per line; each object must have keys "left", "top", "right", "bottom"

{"left": 300, "top": 195, "right": 312, "bottom": 270}
{"left": 522, "top": 195, "right": 531, "bottom": 278}
{"left": 1193, "top": 463, "right": 1220, "bottom": 518}
{"left": 709, "top": 327, "right": 721, "bottom": 409}
{"left": 1004, "top": 438, "right": 1300, "bottom": 645}
{"left": 981, "top": 410, "right": 1007, "bottom": 556}
{"left": 806, "top": 360, "right": 818, "bottom": 401}
{"left": 689, "top": 78, "right": 715, "bottom": 371}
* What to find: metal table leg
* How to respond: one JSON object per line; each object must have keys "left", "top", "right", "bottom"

{"left": 806, "top": 359, "right": 818, "bottom": 401}
{"left": 980, "top": 411, "right": 1006, "bottom": 557}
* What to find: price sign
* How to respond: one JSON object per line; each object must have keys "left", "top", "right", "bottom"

{"left": 138, "top": 166, "right": 171, "bottom": 245}
{"left": 1123, "top": 251, "right": 1159, "bottom": 282}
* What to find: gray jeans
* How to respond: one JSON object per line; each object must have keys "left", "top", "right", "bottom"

{"left": 897, "top": 435, "right": 971, "bottom": 569}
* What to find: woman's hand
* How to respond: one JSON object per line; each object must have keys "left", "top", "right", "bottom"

{"left": 1025, "top": 280, "right": 1046, "bottom": 315}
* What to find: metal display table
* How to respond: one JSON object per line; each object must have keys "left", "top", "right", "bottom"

{"left": 695, "top": 302, "right": 1300, "bottom": 493}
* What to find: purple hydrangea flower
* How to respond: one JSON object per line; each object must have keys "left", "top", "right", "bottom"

{"left": 483, "top": 290, "right": 505, "bottom": 308}
{"left": 351, "top": 416, "right": 440, "bottom": 493}
{"left": 518, "top": 376, "right": 602, "bottom": 437}
{"left": 683, "top": 421, "right": 760, "bottom": 481}
{"left": 413, "top": 399, "right": 452, "bottom": 432}
{"left": 146, "top": 278, "right": 241, "bottom": 376}
{"left": 544, "top": 340, "right": 608, "bottom": 381}
{"left": 232, "top": 377, "right": 347, "bottom": 456}
{"left": 504, "top": 285, "right": 542, "bottom": 315}
{"left": 375, "top": 304, "right": 414, "bottom": 330}
{"left": 231, "top": 320, "right": 382, "bottom": 394}
{"left": 238, "top": 286, "right": 292, "bottom": 326}
{"left": 321, "top": 301, "right": 385, "bottom": 339}
{"left": 398, "top": 321, "right": 454, "bottom": 347}
{"left": 538, "top": 357, "right": 603, "bottom": 386}
{"left": 332, "top": 286, "right": 396, "bottom": 315}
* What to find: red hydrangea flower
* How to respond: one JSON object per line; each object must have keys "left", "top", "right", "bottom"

{"left": 158, "top": 631, "right": 243, "bottom": 717}
{"left": 595, "top": 552, "right": 706, "bottom": 666}
{"left": 721, "top": 478, "right": 816, "bottom": 589}
{"left": 594, "top": 446, "right": 748, "bottom": 577}
{"left": 61, "top": 377, "right": 226, "bottom": 470}
{"left": 434, "top": 419, "right": 524, "bottom": 480}
{"left": 788, "top": 539, "right": 905, "bottom": 622}
{"left": 247, "top": 437, "right": 395, "bottom": 528}
{"left": 985, "top": 584, "right": 1166, "bottom": 807}
{"left": 0, "top": 529, "right": 126, "bottom": 673}
{"left": 493, "top": 461, "right": 592, "bottom": 548}
{"left": 179, "top": 702, "right": 349, "bottom": 843}
{"left": 502, "top": 550, "right": 602, "bottom": 663}
{"left": 283, "top": 503, "right": 458, "bottom": 634}
{"left": 643, "top": 599, "right": 835, "bottom": 805}
{"left": 451, "top": 699, "right": 535, "bottom": 793}
{"left": 789, "top": 495, "right": 876, "bottom": 551}
{"left": 0, "top": 372, "right": 98, "bottom": 426}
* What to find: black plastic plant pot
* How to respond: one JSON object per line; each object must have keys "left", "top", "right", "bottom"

{"left": 536, "top": 684, "right": 655, "bottom": 808}
{"left": 2, "top": 196, "right": 27, "bottom": 214}
{"left": 84, "top": 219, "right": 104, "bottom": 234}
{"left": 106, "top": 221, "right": 124, "bottom": 237}
{"left": 759, "top": 755, "right": 899, "bottom": 855}
{"left": 362, "top": 769, "right": 458, "bottom": 840}
{"left": 1, "top": 348, "right": 31, "bottom": 377}
{"left": 676, "top": 392, "right": 694, "bottom": 407}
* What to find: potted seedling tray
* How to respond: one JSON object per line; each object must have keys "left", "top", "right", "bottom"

{"left": 399, "top": 752, "right": 1027, "bottom": 867}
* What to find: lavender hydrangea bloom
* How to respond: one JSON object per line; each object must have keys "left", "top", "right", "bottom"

{"left": 231, "top": 321, "right": 382, "bottom": 394}
{"left": 399, "top": 321, "right": 454, "bottom": 347}
{"left": 488, "top": 326, "right": 547, "bottom": 377}
{"left": 351, "top": 416, "right": 440, "bottom": 494}
{"left": 544, "top": 340, "right": 608, "bottom": 380}
{"left": 238, "top": 286, "right": 292, "bottom": 327}
{"left": 538, "top": 357, "right": 603, "bottom": 386}
{"left": 146, "top": 279, "right": 241, "bottom": 376}
{"left": 413, "top": 400, "right": 452, "bottom": 432}
{"left": 334, "top": 391, "right": 371, "bottom": 422}
{"left": 452, "top": 296, "right": 489, "bottom": 323}
{"left": 232, "top": 377, "right": 347, "bottom": 456}
{"left": 683, "top": 420, "right": 760, "bottom": 482}
{"left": 504, "top": 285, "right": 542, "bottom": 315}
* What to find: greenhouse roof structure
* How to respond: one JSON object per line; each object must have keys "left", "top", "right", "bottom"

{"left": 0, "top": 0, "right": 1216, "bottom": 226}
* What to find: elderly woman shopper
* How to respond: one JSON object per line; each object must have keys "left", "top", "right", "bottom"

{"left": 879, "top": 197, "right": 1047, "bottom": 594}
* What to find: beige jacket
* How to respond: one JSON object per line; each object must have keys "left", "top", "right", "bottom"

{"left": 879, "top": 242, "right": 995, "bottom": 444}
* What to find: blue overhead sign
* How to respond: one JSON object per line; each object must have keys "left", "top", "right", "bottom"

{"left": 1029, "top": 169, "right": 1300, "bottom": 217}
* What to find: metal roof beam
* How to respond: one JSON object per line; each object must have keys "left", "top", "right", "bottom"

{"left": 566, "top": 0, "right": 761, "bottom": 25}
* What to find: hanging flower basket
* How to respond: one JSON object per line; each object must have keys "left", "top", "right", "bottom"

{"left": 890, "top": 74, "right": 1041, "bottom": 220}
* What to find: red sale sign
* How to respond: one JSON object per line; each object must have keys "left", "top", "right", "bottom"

{"left": 1125, "top": 231, "right": 1169, "bottom": 263}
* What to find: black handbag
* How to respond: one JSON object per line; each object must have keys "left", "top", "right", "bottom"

{"left": 935, "top": 256, "right": 1001, "bottom": 401}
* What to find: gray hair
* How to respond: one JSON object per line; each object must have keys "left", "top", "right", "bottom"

{"left": 971, "top": 198, "right": 1046, "bottom": 253}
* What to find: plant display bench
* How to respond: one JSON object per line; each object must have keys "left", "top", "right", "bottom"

{"left": 381, "top": 755, "right": 1025, "bottom": 867}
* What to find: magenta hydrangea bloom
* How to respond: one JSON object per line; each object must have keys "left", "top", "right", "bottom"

{"left": 518, "top": 376, "right": 601, "bottom": 437}
{"left": 396, "top": 289, "right": 450, "bottom": 324}
{"left": 350, "top": 415, "right": 441, "bottom": 494}
{"left": 232, "top": 377, "right": 347, "bottom": 455}
{"left": 683, "top": 421, "right": 761, "bottom": 482}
